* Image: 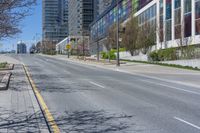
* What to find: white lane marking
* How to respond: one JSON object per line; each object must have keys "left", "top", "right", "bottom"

{"left": 114, "top": 68, "right": 200, "bottom": 89}
{"left": 174, "top": 117, "right": 200, "bottom": 130}
{"left": 89, "top": 81, "right": 105, "bottom": 88}
{"left": 142, "top": 80, "right": 200, "bottom": 96}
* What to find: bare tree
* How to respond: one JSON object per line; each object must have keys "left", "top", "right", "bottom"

{"left": 107, "top": 23, "right": 118, "bottom": 49}
{"left": 157, "top": 21, "right": 166, "bottom": 50}
{"left": 0, "top": 0, "right": 36, "bottom": 39}
{"left": 176, "top": 17, "right": 192, "bottom": 58}
{"left": 121, "top": 16, "right": 140, "bottom": 56}
{"left": 138, "top": 23, "right": 156, "bottom": 54}
{"left": 36, "top": 41, "right": 42, "bottom": 53}
{"left": 42, "top": 39, "right": 56, "bottom": 55}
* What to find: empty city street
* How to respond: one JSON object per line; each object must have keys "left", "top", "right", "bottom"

{"left": 9, "top": 54, "right": 200, "bottom": 133}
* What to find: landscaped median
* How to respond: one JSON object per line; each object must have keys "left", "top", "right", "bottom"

{"left": 0, "top": 62, "right": 14, "bottom": 70}
{"left": 0, "top": 62, "right": 14, "bottom": 90}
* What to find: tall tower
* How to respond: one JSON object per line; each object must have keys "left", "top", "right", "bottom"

{"left": 42, "top": 0, "right": 68, "bottom": 42}
{"left": 68, "top": 0, "right": 94, "bottom": 36}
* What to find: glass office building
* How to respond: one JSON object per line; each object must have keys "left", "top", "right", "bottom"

{"left": 90, "top": 0, "right": 200, "bottom": 55}
{"left": 42, "top": 0, "right": 68, "bottom": 42}
{"left": 68, "top": 0, "right": 94, "bottom": 36}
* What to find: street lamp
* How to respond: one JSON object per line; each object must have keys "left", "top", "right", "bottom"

{"left": 116, "top": 0, "right": 120, "bottom": 66}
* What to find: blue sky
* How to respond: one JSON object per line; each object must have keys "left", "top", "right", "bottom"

{"left": 0, "top": 1, "right": 42, "bottom": 52}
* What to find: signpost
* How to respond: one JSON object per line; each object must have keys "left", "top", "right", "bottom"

{"left": 66, "top": 44, "right": 71, "bottom": 58}
{"left": 66, "top": 44, "right": 71, "bottom": 50}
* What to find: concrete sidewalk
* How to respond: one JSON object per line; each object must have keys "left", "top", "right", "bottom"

{"left": 0, "top": 63, "right": 48, "bottom": 132}
{"left": 42, "top": 54, "right": 200, "bottom": 88}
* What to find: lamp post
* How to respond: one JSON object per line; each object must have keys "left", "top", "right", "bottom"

{"left": 116, "top": 0, "right": 120, "bottom": 66}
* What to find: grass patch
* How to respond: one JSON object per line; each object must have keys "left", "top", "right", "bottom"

{"left": 121, "top": 59, "right": 200, "bottom": 71}
{"left": 0, "top": 62, "right": 7, "bottom": 68}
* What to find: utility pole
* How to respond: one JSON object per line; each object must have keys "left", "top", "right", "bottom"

{"left": 82, "top": 29, "right": 88, "bottom": 61}
{"left": 116, "top": 0, "right": 120, "bottom": 66}
{"left": 97, "top": 26, "right": 100, "bottom": 62}
{"left": 83, "top": 35, "right": 85, "bottom": 60}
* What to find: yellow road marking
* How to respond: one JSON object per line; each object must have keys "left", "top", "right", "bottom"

{"left": 23, "top": 64, "right": 60, "bottom": 133}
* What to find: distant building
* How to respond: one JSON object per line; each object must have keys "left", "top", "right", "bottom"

{"left": 17, "top": 42, "right": 27, "bottom": 54}
{"left": 42, "top": 0, "right": 68, "bottom": 42}
{"left": 68, "top": 0, "right": 94, "bottom": 36}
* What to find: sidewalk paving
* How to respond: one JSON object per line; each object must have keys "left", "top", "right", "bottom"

{"left": 42, "top": 54, "right": 200, "bottom": 88}
{"left": 0, "top": 61, "right": 48, "bottom": 132}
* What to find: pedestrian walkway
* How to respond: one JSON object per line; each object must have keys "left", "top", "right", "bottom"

{"left": 0, "top": 64, "right": 48, "bottom": 132}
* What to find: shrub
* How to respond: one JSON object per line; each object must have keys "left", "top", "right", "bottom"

{"left": 181, "top": 45, "right": 196, "bottom": 59}
{"left": 109, "top": 50, "right": 116, "bottom": 60}
{"left": 159, "top": 48, "right": 177, "bottom": 61}
{"left": 101, "top": 52, "right": 108, "bottom": 59}
{"left": 0, "top": 62, "right": 7, "bottom": 68}
{"left": 101, "top": 50, "right": 116, "bottom": 60}
{"left": 149, "top": 51, "right": 159, "bottom": 61}
{"left": 149, "top": 48, "right": 177, "bottom": 61}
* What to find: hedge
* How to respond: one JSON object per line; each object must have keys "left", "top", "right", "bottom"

{"left": 149, "top": 46, "right": 197, "bottom": 61}
{"left": 101, "top": 50, "right": 116, "bottom": 60}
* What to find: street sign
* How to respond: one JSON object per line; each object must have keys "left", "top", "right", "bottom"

{"left": 66, "top": 44, "right": 71, "bottom": 50}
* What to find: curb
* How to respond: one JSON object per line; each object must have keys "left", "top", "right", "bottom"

{"left": 9, "top": 64, "right": 14, "bottom": 70}
{"left": 0, "top": 72, "right": 12, "bottom": 90}
{"left": 23, "top": 65, "right": 59, "bottom": 133}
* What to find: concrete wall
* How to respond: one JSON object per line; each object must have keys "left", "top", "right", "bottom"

{"left": 162, "top": 59, "right": 200, "bottom": 69}
{"left": 119, "top": 51, "right": 148, "bottom": 61}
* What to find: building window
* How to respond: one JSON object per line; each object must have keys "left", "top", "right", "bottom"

{"left": 184, "top": 0, "right": 191, "bottom": 37}
{"left": 166, "top": 0, "right": 172, "bottom": 41}
{"left": 174, "top": 0, "right": 181, "bottom": 39}
{"left": 184, "top": 14, "right": 192, "bottom": 37}
{"left": 166, "top": 0, "right": 172, "bottom": 20}
{"left": 175, "top": 0, "right": 181, "bottom": 9}
{"left": 184, "top": 0, "right": 191, "bottom": 14}
{"left": 166, "top": 20, "right": 172, "bottom": 41}
{"left": 195, "top": 0, "right": 200, "bottom": 35}
{"left": 159, "top": 0, "right": 164, "bottom": 42}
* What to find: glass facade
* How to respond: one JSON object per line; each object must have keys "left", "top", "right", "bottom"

{"left": 174, "top": 0, "right": 181, "bottom": 39}
{"left": 138, "top": 4, "right": 156, "bottom": 28}
{"left": 184, "top": 0, "right": 191, "bottom": 37}
{"left": 196, "top": 0, "right": 200, "bottom": 35}
{"left": 159, "top": 0, "right": 164, "bottom": 42}
{"left": 91, "top": 0, "right": 200, "bottom": 47}
{"left": 166, "top": 0, "right": 172, "bottom": 41}
{"left": 91, "top": 0, "right": 154, "bottom": 40}
{"left": 91, "top": 0, "right": 134, "bottom": 40}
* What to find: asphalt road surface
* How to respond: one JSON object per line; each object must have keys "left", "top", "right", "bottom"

{"left": 9, "top": 54, "right": 200, "bottom": 133}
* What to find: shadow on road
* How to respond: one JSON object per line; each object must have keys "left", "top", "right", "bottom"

{"left": 53, "top": 110, "right": 139, "bottom": 133}
{"left": 35, "top": 81, "right": 98, "bottom": 93}
{"left": 29, "top": 72, "right": 97, "bottom": 93}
